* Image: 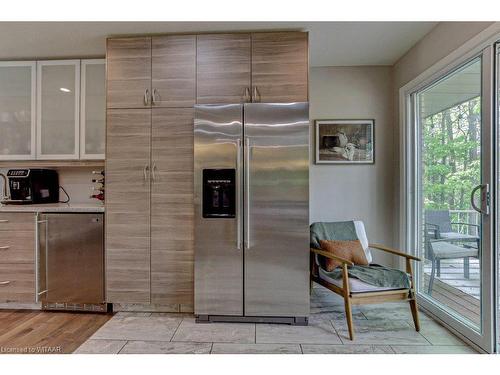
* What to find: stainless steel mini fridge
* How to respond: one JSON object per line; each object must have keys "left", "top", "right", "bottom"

{"left": 37, "top": 212, "right": 106, "bottom": 312}
{"left": 194, "top": 103, "right": 310, "bottom": 324}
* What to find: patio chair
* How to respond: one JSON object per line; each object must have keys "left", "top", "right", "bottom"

{"left": 425, "top": 210, "right": 480, "bottom": 287}
{"left": 424, "top": 223, "right": 479, "bottom": 295}
{"left": 425, "top": 210, "right": 479, "bottom": 243}
{"left": 310, "top": 221, "right": 421, "bottom": 341}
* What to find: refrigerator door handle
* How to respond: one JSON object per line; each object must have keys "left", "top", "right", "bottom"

{"left": 245, "top": 137, "right": 251, "bottom": 250}
{"left": 236, "top": 139, "right": 242, "bottom": 250}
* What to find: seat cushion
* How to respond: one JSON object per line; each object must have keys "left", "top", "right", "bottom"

{"left": 431, "top": 241, "right": 479, "bottom": 259}
{"left": 440, "top": 232, "right": 478, "bottom": 241}
{"left": 318, "top": 267, "right": 403, "bottom": 293}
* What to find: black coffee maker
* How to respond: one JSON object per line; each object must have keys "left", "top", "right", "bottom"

{"left": 5, "top": 169, "right": 59, "bottom": 204}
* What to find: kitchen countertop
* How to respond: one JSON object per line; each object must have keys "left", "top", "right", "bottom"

{"left": 0, "top": 203, "right": 105, "bottom": 213}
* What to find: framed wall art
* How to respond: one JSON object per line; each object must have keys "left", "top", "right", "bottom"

{"left": 314, "top": 119, "right": 375, "bottom": 164}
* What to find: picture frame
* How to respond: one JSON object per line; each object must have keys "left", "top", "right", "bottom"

{"left": 314, "top": 119, "right": 375, "bottom": 164}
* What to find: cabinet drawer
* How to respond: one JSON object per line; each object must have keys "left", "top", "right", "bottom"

{"left": 0, "top": 263, "right": 35, "bottom": 303}
{"left": 0, "top": 231, "right": 35, "bottom": 263}
{"left": 0, "top": 212, "right": 36, "bottom": 232}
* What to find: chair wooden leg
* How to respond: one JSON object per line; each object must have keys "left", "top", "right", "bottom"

{"left": 409, "top": 297, "right": 420, "bottom": 332}
{"left": 344, "top": 294, "right": 355, "bottom": 340}
{"left": 341, "top": 264, "right": 354, "bottom": 340}
{"left": 406, "top": 258, "right": 420, "bottom": 332}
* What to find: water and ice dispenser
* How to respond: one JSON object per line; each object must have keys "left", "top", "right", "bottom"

{"left": 202, "top": 169, "right": 236, "bottom": 219}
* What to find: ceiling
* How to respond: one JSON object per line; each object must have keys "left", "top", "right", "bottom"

{"left": 0, "top": 22, "right": 437, "bottom": 66}
{"left": 419, "top": 58, "right": 481, "bottom": 118}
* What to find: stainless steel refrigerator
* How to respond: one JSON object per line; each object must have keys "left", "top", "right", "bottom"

{"left": 194, "top": 103, "right": 309, "bottom": 325}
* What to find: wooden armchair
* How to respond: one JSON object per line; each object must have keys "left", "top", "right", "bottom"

{"left": 310, "top": 223, "right": 421, "bottom": 341}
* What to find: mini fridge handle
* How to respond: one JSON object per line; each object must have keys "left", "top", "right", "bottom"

{"left": 35, "top": 213, "right": 48, "bottom": 302}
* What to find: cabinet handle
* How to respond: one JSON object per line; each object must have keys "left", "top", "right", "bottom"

{"left": 152, "top": 88, "right": 159, "bottom": 105}
{"left": 0, "top": 281, "right": 11, "bottom": 286}
{"left": 0, "top": 219, "right": 9, "bottom": 223}
{"left": 0, "top": 246, "right": 10, "bottom": 250}
{"left": 252, "top": 86, "right": 261, "bottom": 103}
{"left": 151, "top": 163, "right": 158, "bottom": 182}
{"left": 143, "top": 165, "right": 150, "bottom": 182}
{"left": 144, "top": 89, "right": 150, "bottom": 106}
{"left": 244, "top": 87, "right": 251, "bottom": 103}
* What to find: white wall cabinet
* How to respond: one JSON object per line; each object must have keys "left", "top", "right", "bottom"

{"left": 0, "top": 59, "right": 105, "bottom": 161}
{"left": 0, "top": 62, "right": 36, "bottom": 160}
{"left": 80, "top": 59, "right": 105, "bottom": 159}
{"left": 36, "top": 60, "right": 80, "bottom": 160}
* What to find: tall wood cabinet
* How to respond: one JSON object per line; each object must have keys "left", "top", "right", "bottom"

{"left": 106, "top": 35, "right": 195, "bottom": 308}
{"left": 106, "top": 109, "right": 151, "bottom": 303}
{"left": 105, "top": 31, "right": 307, "bottom": 310}
{"left": 151, "top": 108, "right": 194, "bottom": 307}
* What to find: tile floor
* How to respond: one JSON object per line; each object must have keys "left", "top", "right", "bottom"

{"left": 74, "top": 285, "right": 477, "bottom": 354}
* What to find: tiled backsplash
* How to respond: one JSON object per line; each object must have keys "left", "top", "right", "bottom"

{"left": 0, "top": 167, "right": 102, "bottom": 204}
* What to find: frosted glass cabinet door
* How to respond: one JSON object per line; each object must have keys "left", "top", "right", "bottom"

{"left": 37, "top": 60, "right": 80, "bottom": 159}
{"left": 81, "top": 59, "right": 105, "bottom": 159}
{"left": 0, "top": 62, "right": 36, "bottom": 160}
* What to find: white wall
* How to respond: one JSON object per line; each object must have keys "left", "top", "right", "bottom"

{"left": 309, "top": 66, "right": 395, "bottom": 265}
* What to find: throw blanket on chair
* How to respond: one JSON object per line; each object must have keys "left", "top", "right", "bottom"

{"left": 322, "top": 264, "right": 411, "bottom": 289}
{"left": 310, "top": 221, "right": 411, "bottom": 289}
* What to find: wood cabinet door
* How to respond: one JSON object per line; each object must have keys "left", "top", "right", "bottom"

{"left": 106, "top": 37, "right": 151, "bottom": 109}
{"left": 197, "top": 34, "right": 251, "bottom": 104}
{"left": 106, "top": 109, "right": 151, "bottom": 303}
{"left": 151, "top": 108, "right": 194, "bottom": 310}
{"left": 251, "top": 32, "right": 308, "bottom": 103}
{"left": 152, "top": 35, "right": 196, "bottom": 108}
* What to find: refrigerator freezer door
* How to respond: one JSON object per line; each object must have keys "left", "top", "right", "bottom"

{"left": 243, "top": 103, "right": 310, "bottom": 317}
{"left": 194, "top": 104, "right": 244, "bottom": 316}
{"left": 42, "top": 213, "right": 104, "bottom": 304}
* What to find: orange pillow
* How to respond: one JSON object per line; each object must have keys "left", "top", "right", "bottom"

{"left": 318, "top": 239, "right": 369, "bottom": 271}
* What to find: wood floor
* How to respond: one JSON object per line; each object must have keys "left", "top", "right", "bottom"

{"left": 423, "top": 259, "right": 480, "bottom": 326}
{"left": 0, "top": 310, "right": 112, "bottom": 354}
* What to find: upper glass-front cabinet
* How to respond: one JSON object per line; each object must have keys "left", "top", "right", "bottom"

{"left": 80, "top": 59, "right": 105, "bottom": 159}
{"left": 37, "top": 60, "right": 80, "bottom": 160}
{"left": 0, "top": 62, "right": 36, "bottom": 160}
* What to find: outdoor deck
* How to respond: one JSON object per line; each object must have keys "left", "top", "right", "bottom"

{"left": 423, "top": 258, "right": 480, "bottom": 326}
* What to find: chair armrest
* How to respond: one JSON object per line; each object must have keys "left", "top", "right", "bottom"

{"left": 425, "top": 223, "right": 440, "bottom": 239}
{"left": 369, "top": 243, "right": 421, "bottom": 261}
{"left": 310, "top": 248, "right": 354, "bottom": 266}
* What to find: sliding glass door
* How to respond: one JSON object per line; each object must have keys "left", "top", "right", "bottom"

{"left": 409, "top": 47, "right": 495, "bottom": 352}
{"left": 496, "top": 42, "right": 500, "bottom": 353}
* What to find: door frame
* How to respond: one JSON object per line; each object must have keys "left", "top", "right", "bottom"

{"left": 400, "top": 38, "right": 499, "bottom": 353}
{"left": 495, "top": 42, "right": 500, "bottom": 353}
